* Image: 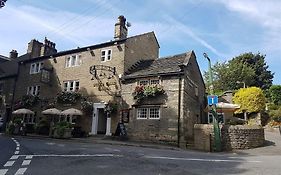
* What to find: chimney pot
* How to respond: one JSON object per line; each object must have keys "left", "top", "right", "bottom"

{"left": 9, "top": 50, "right": 18, "bottom": 59}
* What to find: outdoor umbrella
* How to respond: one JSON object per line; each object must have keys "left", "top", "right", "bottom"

{"left": 12, "top": 108, "right": 35, "bottom": 115}
{"left": 216, "top": 102, "right": 240, "bottom": 112}
{"left": 42, "top": 108, "right": 61, "bottom": 115}
{"left": 61, "top": 108, "right": 83, "bottom": 116}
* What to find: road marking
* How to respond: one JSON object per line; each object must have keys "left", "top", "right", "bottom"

{"left": 17, "top": 154, "right": 123, "bottom": 158}
{"left": 144, "top": 156, "right": 262, "bottom": 163}
{"left": 15, "top": 168, "right": 27, "bottom": 175}
{"left": 22, "top": 160, "right": 31, "bottom": 166}
{"left": 4, "top": 161, "right": 15, "bottom": 167}
{"left": 16, "top": 143, "right": 20, "bottom": 147}
{"left": 14, "top": 151, "right": 20, "bottom": 155}
{"left": 0, "top": 169, "right": 8, "bottom": 175}
{"left": 10, "top": 155, "right": 19, "bottom": 160}
{"left": 16, "top": 147, "right": 20, "bottom": 151}
{"left": 25, "top": 155, "right": 33, "bottom": 159}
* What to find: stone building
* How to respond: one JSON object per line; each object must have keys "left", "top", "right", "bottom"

{"left": 1, "top": 16, "right": 205, "bottom": 147}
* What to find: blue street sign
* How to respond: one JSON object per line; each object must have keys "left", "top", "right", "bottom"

{"left": 207, "top": 95, "right": 218, "bottom": 106}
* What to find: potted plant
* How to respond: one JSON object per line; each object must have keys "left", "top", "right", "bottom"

{"left": 52, "top": 121, "right": 73, "bottom": 139}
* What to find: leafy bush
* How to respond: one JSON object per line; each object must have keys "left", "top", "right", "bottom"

{"left": 233, "top": 87, "right": 266, "bottom": 113}
{"left": 53, "top": 121, "right": 72, "bottom": 137}
{"left": 6, "top": 121, "right": 15, "bottom": 135}
{"left": 35, "top": 119, "right": 50, "bottom": 135}
{"left": 81, "top": 100, "right": 93, "bottom": 114}
{"left": 56, "top": 91, "right": 81, "bottom": 104}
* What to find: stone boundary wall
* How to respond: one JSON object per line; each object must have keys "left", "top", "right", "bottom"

{"left": 194, "top": 124, "right": 265, "bottom": 151}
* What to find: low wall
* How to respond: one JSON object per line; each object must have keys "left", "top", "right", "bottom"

{"left": 194, "top": 124, "right": 265, "bottom": 151}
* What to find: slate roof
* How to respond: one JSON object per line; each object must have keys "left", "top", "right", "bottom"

{"left": 22, "top": 32, "right": 158, "bottom": 64}
{"left": 0, "top": 55, "right": 10, "bottom": 63}
{"left": 0, "top": 54, "right": 30, "bottom": 79}
{"left": 123, "top": 51, "right": 194, "bottom": 79}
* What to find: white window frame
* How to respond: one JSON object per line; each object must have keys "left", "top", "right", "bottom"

{"left": 27, "top": 85, "right": 40, "bottom": 96}
{"left": 137, "top": 107, "right": 160, "bottom": 120}
{"left": 101, "top": 49, "right": 112, "bottom": 62}
{"left": 63, "top": 80, "right": 80, "bottom": 92}
{"left": 30, "top": 62, "right": 43, "bottom": 74}
{"left": 65, "top": 55, "right": 81, "bottom": 68}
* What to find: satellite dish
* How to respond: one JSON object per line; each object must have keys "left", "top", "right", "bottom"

{"left": 126, "top": 22, "right": 132, "bottom": 28}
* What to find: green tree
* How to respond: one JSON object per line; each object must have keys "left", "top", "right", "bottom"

{"left": 233, "top": 87, "right": 266, "bottom": 113}
{"left": 230, "top": 52, "right": 274, "bottom": 90}
{"left": 204, "top": 52, "right": 274, "bottom": 92}
{"left": 269, "top": 85, "right": 281, "bottom": 105}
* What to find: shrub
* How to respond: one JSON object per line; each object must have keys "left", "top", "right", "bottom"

{"left": 56, "top": 91, "right": 81, "bottom": 104}
{"left": 53, "top": 121, "right": 72, "bottom": 137}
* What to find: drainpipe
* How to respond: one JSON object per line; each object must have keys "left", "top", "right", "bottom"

{"left": 177, "top": 75, "right": 182, "bottom": 147}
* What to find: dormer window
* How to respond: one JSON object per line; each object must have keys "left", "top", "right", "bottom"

{"left": 30, "top": 62, "right": 43, "bottom": 74}
{"left": 101, "top": 49, "right": 112, "bottom": 62}
{"left": 65, "top": 55, "right": 81, "bottom": 68}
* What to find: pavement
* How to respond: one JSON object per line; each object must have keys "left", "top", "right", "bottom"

{"left": 10, "top": 133, "right": 182, "bottom": 151}
{"left": 5, "top": 127, "right": 281, "bottom": 155}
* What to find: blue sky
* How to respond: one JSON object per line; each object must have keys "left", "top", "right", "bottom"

{"left": 0, "top": 0, "right": 280, "bottom": 84}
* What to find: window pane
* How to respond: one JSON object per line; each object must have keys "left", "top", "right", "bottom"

{"left": 137, "top": 108, "right": 147, "bottom": 119}
{"left": 35, "top": 63, "right": 40, "bottom": 73}
{"left": 30, "top": 64, "right": 35, "bottom": 73}
{"left": 66, "top": 57, "right": 70, "bottom": 67}
{"left": 150, "top": 79, "right": 159, "bottom": 85}
{"left": 149, "top": 108, "right": 160, "bottom": 119}
{"left": 69, "top": 81, "right": 74, "bottom": 91}
{"left": 36, "top": 86, "right": 40, "bottom": 96}
{"left": 139, "top": 80, "right": 149, "bottom": 86}
{"left": 75, "top": 81, "right": 79, "bottom": 91}
{"left": 64, "top": 82, "right": 68, "bottom": 91}
{"left": 101, "top": 51, "right": 106, "bottom": 61}
{"left": 71, "top": 56, "right": 76, "bottom": 66}
{"left": 107, "top": 50, "right": 112, "bottom": 60}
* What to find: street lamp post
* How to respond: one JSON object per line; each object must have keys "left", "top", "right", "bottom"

{"left": 203, "top": 53, "right": 222, "bottom": 152}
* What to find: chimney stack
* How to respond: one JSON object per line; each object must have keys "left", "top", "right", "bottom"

{"left": 27, "top": 38, "right": 57, "bottom": 58}
{"left": 40, "top": 37, "right": 57, "bottom": 56}
{"left": 114, "top": 15, "right": 128, "bottom": 40}
{"left": 9, "top": 50, "right": 18, "bottom": 59}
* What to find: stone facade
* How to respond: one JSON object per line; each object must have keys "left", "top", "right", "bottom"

{"left": 194, "top": 124, "right": 265, "bottom": 151}
{"left": 1, "top": 16, "right": 205, "bottom": 147}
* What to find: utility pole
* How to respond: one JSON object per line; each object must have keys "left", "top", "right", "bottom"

{"left": 203, "top": 53, "right": 222, "bottom": 152}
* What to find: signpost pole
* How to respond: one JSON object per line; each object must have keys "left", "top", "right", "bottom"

{"left": 204, "top": 53, "right": 222, "bottom": 152}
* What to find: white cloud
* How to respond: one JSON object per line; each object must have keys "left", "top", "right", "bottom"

{"left": 214, "top": 0, "right": 281, "bottom": 53}
{"left": 163, "top": 16, "right": 226, "bottom": 58}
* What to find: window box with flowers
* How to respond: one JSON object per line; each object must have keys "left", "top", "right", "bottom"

{"left": 133, "top": 85, "right": 165, "bottom": 102}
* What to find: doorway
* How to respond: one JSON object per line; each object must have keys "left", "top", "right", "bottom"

{"left": 97, "top": 108, "right": 106, "bottom": 134}
{"left": 90, "top": 103, "right": 111, "bottom": 136}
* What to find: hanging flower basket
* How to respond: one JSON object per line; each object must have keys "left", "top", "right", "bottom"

{"left": 133, "top": 85, "right": 165, "bottom": 102}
